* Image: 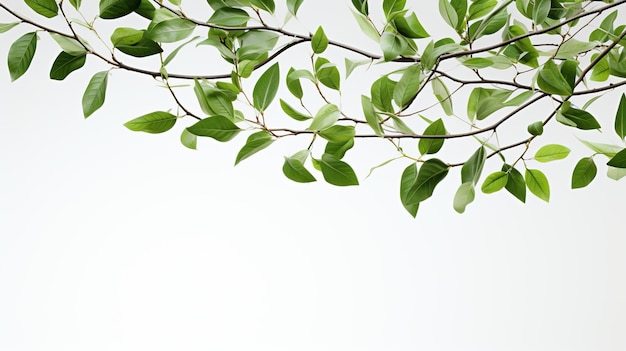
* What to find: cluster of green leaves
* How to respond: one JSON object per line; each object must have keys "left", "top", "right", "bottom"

{"left": 1, "top": 0, "right": 626, "bottom": 217}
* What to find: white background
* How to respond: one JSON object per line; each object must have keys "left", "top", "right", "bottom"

{"left": 1, "top": 1, "right": 625, "bottom": 350}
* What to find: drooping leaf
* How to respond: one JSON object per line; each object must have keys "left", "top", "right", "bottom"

{"left": 453, "top": 182, "right": 475, "bottom": 214}
{"left": 286, "top": 68, "right": 313, "bottom": 99}
{"left": 134, "top": 0, "right": 155, "bottom": 19}
{"left": 49, "top": 52, "right": 86, "bottom": 80}
{"left": 371, "top": 75, "right": 396, "bottom": 113}
{"left": 361, "top": 96, "right": 384, "bottom": 136}
{"left": 186, "top": 116, "right": 241, "bottom": 142}
{"left": 280, "top": 99, "right": 311, "bottom": 121}
{"left": 607, "top": 148, "right": 626, "bottom": 168}
{"left": 208, "top": 7, "right": 250, "bottom": 26}
{"left": 439, "top": 0, "right": 459, "bottom": 29}
{"left": 25, "top": 0, "right": 58, "bottom": 18}
{"left": 7, "top": 32, "right": 37, "bottom": 81}
{"left": 571, "top": 157, "right": 597, "bottom": 189}
{"left": 116, "top": 37, "right": 163, "bottom": 57}
{"left": 615, "top": 93, "right": 626, "bottom": 140}
{"left": 124, "top": 111, "right": 177, "bottom": 133}
{"left": 418, "top": 119, "right": 446, "bottom": 155}
{"left": 351, "top": 0, "right": 369, "bottom": 16}
{"left": 393, "top": 12, "right": 429, "bottom": 38}
{"left": 537, "top": 59, "right": 573, "bottom": 96}
{"left": 99, "top": 0, "right": 141, "bottom": 19}
{"left": 432, "top": 77, "right": 453, "bottom": 115}
{"left": 461, "top": 146, "right": 485, "bottom": 185}
{"left": 607, "top": 166, "right": 626, "bottom": 181}
{"left": 249, "top": 0, "right": 275, "bottom": 13}
{"left": 320, "top": 153, "right": 359, "bottom": 186}
{"left": 351, "top": 9, "right": 379, "bottom": 42}
{"left": 525, "top": 168, "right": 550, "bottom": 202}
{"left": 532, "top": 0, "right": 550, "bottom": 25}
{"left": 315, "top": 57, "right": 341, "bottom": 90}
{"left": 283, "top": 151, "right": 316, "bottom": 183}
{"left": 534, "top": 144, "right": 571, "bottom": 162}
{"left": 311, "top": 26, "right": 329, "bottom": 54}
{"left": 400, "top": 163, "right": 419, "bottom": 217}
{"left": 287, "top": 0, "right": 304, "bottom": 16}
{"left": 0, "top": 22, "right": 19, "bottom": 34}
{"left": 481, "top": 171, "right": 508, "bottom": 194}
{"left": 50, "top": 33, "right": 86, "bottom": 55}
{"left": 558, "top": 102, "right": 601, "bottom": 130}
{"left": 180, "top": 128, "right": 197, "bottom": 150}
{"left": 145, "top": 18, "right": 196, "bottom": 43}
{"left": 393, "top": 64, "right": 421, "bottom": 109}
{"left": 579, "top": 139, "right": 622, "bottom": 158}
{"left": 325, "top": 139, "right": 354, "bottom": 159}
{"left": 503, "top": 164, "right": 526, "bottom": 203}
{"left": 235, "top": 131, "right": 274, "bottom": 165}
{"left": 405, "top": 158, "right": 449, "bottom": 204}
{"left": 383, "top": 0, "right": 406, "bottom": 20}
{"left": 319, "top": 125, "right": 355, "bottom": 144}
{"left": 82, "top": 71, "right": 109, "bottom": 118}
{"left": 253, "top": 63, "right": 280, "bottom": 111}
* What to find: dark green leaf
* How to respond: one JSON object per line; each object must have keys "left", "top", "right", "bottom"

{"left": 124, "top": 111, "right": 177, "bottom": 133}
{"left": 253, "top": 63, "right": 280, "bottom": 111}
{"left": 311, "top": 26, "right": 329, "bottom": 54}
{"left": 25, "top": 0, "right": 58, "bottom": 18}
{"left": 481, "top": 171, "right": 508, "bottom": 194}
{"left": 503, "top": 164, "right": 526, "bottom": 203}
{"left": 69, "top": 0, "right": 82, "bottom": 10}
{"left": 320, "top": 153, "right": 359, "bottom": 186}
{"left": 405, "top": 158, "right": 449, "bottom": 204}
{"left": 558, "top": 102, "right": 601, "bottom": 130}
{"left": 7, "top": 32, "right": 37, "bottom": 81}
{"left": 383, "top": 0, "right": 406, "bottom": 20}
{"left": 49, "top": 52, "right": 86, "bottom": 80}
{"left": 607, "top": 148, "right": 626, "bottom": 168}
{"left": 99, "top": 0, "right": 141, "bottom": 19}
{"left": 461, "top": 146, "right": 485, "bottom": 185}
{"left": 571, "top": 157, "right": 597, "bottom": 189}
{"left": 418, "top": 119, "right": 446, "bottom": 155}
{"left": 249, "top": 0, "right": 275, "bottom": 13}
{"left": 527, "top": 121, "right": 544, "bottom": 136}
{"left": 534, "top": 144, "right": 571, "bottom": 162}
{"left": 134, "top": 0, "right": 155, "bottom": 19}
{"left": 615, "top": 93, "right": 626, "bottom": 140}
{"left": 351, "top": 0, "right": 369, "bottom": 15}
{"left": 400, "top": 163, "right": 419, "bottom": 217}
{"left": 110, "top": 27, "right": 143, "bottom": 46}
{"left": 315, "top": 57, "right": 340, "bottom": 90}
{"left": 393, "top": 12, "right": 429, "bottom": 39}
{"left": 186, "top": 116, "right": 241, "bottom": 142}
{"left": 525, "top": 168, "right": 550, "bottom": 202}
{"left": 537, "top": 60, "right": 573, "bottom": 96}
{"left": 283, "top": 151, "right": 316, "bottom": 183}
{"left": 235, "top": 131, "right": 274, "bottom": 165}
{"left": 116, "top": 37, "right": 162, "bottom": 57}
{"left": 325, "top": 139, "right": 354, "bottom": 159}
{"left": 82, "top": 71, "right": 109, "bottom": 118}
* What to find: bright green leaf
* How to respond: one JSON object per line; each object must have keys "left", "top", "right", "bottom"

{"left": 309, "top": 104, "right": 340, "bottom": 131}
{"left": 283, "top": 151, "right": 316, "bottom": 183}
{"left": 525, "top": 168, "right": 550, "bottom": 202}
{"left": 481, "top": 171, "right": 508, "bottom": 194}
{"left": 25, "top": 0, "right": 58, "bottom": 18}
{"left": 124, "top": 111, "right": 177, "bottom": 133}
{"left": 82, "top": 71, "right": 108, "bottom": 118}
{"left": 534, "top": 144, "right": 571, "bottom": 162}
{"left": 615, "top": 93, "right": 626, "bottom": 140}
{"left": 180, "top": 128, "right": 197, "bottom": 150}
{"left": 320, "top": 153, "right": 359, "bottom": 186}
{"left": 145, "top": 18, "right": 195, "bottom": 43}
{"left": 253, "top": 63, "right": 280, "bottom": 111}
{"left": 400, "top": 163, "right": 419, "bottom": 217}
{"left": 235, "top": 131, "right": 274, "bottom": 165}
{"left": 186, "top": 116, "right": 241, "bottom": 142}
{"left": 311, "top": 26, "right": 329, "bottom": 54}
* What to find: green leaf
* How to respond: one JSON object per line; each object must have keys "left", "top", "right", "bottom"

{"left": 235, "top": 131, "right": 274, "bottom": 165}
{"left": 124, "top": 111, "right": 177, "bottom": 133}
{"left": 82, "top": 71, "right": 109, "bottom": 118}
{"left": 286, "top": 68, "right": 312, "bottom": 99}
{"left": 351, "top": 9, "right": 380, "bottom": 42}
{"left": 503, "top": 164, "right": 526, "bottom": 203}
{"left": 145, "top": 18, "right": 195, "bottom": 43}
{"left": 351, "top": 0, "right": 369, "bottom": 16}
{"left": 25, "top": 0, "right": 58, "bottom": 18}
{"left": 453, "top": 182, "right": 475, "bottom": 214}
{"left": 345, "top": 58, "right": 371, "bottom": 79}
{"left": 439, "top": 0, "right": 459, "bottom": 29}
{"left": 315, "top": 57, "right": 341, "bottom": 90}
{"left": 525, "top": 168, "right": 550, "bottom": 202}
{"left": 554, "top": 39, "right": 598, "bottom": 60}
{"left": 180, "top": 128, "right": 197, "bottom": 150}
{"left": 405, "top": 158, "right": 449, "bottom": 204}
{"left": 615, "top": 93, "right": 626, "bottom": 140}
{"left": 461, "top": 146, "right": 485, "bottom": 185}
{"left": 481, "top": 171, "right": 508, "bottom": 194}
{"left": 110, "top": 27, "right": 144, "bottom": 46}
{"left": 579, "top": 139, "right": 622, "bottom": 158}
{"left": 308, "top": 104, "right": 340, "bottom": 131}
{"left": 187, "top": 116, "right": 241, "bottom": 142}
{"left": 50, "top": 33, "right": 86, "bottom": 55}
{"left": 283, "top": 151, "right": 316, "bottom": 183}
{"left": 49, "top": 52, "right": 86, "bottom": 80}
{"left": 400, "top": 163, "right": 419, "bottom": 217}
{"left": 532, "top": 0, "right": 550, "bottom": 25}
{"left": 607, "top": 166, "right": 626, "bottom": 181}
{"left": 393, "top": 64, "right": 421, "bottom": 109}
{"left": 249, "top": 0, "right": 275, "bottom": 13}
{"left": 361, "top": 96, "right": 384, "bottom": 136}
{"left": 0, "top": 22, "right": 20, "bottom": 34}
{"left": 558, "top": 102, "right": 601, "bottom": 130}
{"left": 208, "top": 7, "right": 250, "bottom": 26}
{"left": 527, "top": 121, "right": 544, "bottom": 136}
{"left": 253, "top": 63, "right": 280, "bottom": 111}
{"left": 591, "top": 55, "right": 609, "bottom": 82}
{"left": 287, "top": 0, "right": 304, "bottom": 16}
{"left": 134, "top": 0, "right": 155, "bottom": 19}
{"left": 280, "top": 99, "right": 311, "bottom": 121}
{"left": 371, "top": 75, "right": 396, "bottom": 113}
{"left": 320, "top": 153, "right": 359, "bottom": 186}
{"left": 311, "top": 26, "right": 329, "bottom": 54}
{"left": 69, "top": 0, "right": 82, "bottom": 10}
{"left": 116, "top": 37, "right": 163, "bottom": 57}
{"left": 393, "top": 12, "right": 429, "bottom": 39}
{"left": 571, "top": 157, "right": 597, "bottom": 189}
{"left": 383, "top": 0, "right": 406, "bottom": 20}
{"left": 99, "top": 0, "right": 141, "bottom": 19}
{"left": 432, "top": 77, "right": 453, "bottom": 115}
{"left": 537, "top": 59, "right": 573, "bottom": 96}
{"left": 7, "top": 32, "right": 37, "bottom": 81}
{"left": 325, "top": 139, "right": 354, "bottom": 159}
{"left": 534, "top": 144, "right": 571, "bottom": 162}
{"left": 469, "top": 0, "right": 496, "bottom": 20}
{"left": 418, "top": 119, "right": 446, "bottom": 155}
{"left": 319, "top": 125, "right": 355, "bottom": 143}
{"left": 607, "top": 148, "right": 626, "bottom": 168}
{"left": 163, "top": 36, "right": 200, "bottom": 66}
